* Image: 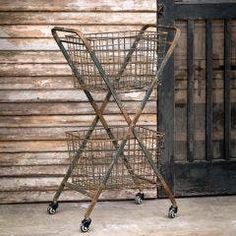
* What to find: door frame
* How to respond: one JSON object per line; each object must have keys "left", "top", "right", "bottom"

{"left": 158, "top": 0, "right": 236, "bottom": 195}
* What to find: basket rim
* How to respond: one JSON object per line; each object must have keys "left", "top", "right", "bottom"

{"left": 65, "top": 30, "right": 168, "bottom": 40}
{"left": 65, "top": 125, "right": 164, "bottom": 139}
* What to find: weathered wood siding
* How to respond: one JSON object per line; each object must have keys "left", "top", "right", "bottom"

{"left": 174, "top": 19, "right": 236, "bottom": 162}
{"left": 0, "top": 0, "right": 157, "bottom": 203}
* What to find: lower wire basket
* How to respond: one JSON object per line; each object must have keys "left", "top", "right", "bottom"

{"left": 66, "top": 126, "right": 164, "bottom": 193}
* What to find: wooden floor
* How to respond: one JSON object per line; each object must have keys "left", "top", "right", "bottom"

{"left": 0, "top": 196, "right": 235, "bottom": 236}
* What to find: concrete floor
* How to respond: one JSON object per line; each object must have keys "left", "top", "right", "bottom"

{"left": 0, "top": 196, "right": 235, "bottom": 236}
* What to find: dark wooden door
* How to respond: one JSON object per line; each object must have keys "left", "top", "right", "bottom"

{"left": 158, "top": 0, "right": 236, "bottom": 196}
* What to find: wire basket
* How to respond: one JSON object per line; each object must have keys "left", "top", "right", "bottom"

{"left": 66, "top": 126, "right": 164, "bottom": 191}
{"left": 65, "top": 30, "right": 168, "bottom": 91}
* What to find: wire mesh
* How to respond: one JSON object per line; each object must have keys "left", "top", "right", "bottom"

{"left": 64, "top": 30, "right": 168, "bottom": 91}
{"left": 66, "top": 126, "right": 164, "bottom": 191}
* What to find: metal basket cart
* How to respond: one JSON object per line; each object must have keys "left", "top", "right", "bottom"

{"left": 47, "top": 24, "right": 180, "bottom": 232}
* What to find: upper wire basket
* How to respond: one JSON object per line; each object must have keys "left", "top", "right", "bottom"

{"left": 65, "top": 29, "right": 168, "bottom": 91}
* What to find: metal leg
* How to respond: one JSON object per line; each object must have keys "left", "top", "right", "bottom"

{"left": 52, "top": 156, "right": 76, "bottom": 202}
{"left": 133, "top": 129, "right": 177, "bottom": 207}
{"left": 83, "top": 137, "right": 129, "bottom": 219}
{"left": 47, "top": 147, "right": 85, "bottom": 215}
{"left": 52, "top": 124, "right": 98, "bottom": 202}
{"left": 79, "top": 25, "right": 180, "bottom": 210}
{"left": 91, "top": 53, "right": 178, "bottom": 204}
{"left": 84, "top": 186, "right": 104, "bottom": 219}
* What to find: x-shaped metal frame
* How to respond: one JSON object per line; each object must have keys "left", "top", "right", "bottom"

{"left": 51, "top": 24, "right": 180, "bottom": 219}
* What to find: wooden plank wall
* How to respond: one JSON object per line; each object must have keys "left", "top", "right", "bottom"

{"left": 0, "top": 0, "right": 157, "bottom": 203}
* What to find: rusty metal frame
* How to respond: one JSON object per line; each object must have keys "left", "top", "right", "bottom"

{"left": 48, "top": 24, "right": 180, "bottom": 229}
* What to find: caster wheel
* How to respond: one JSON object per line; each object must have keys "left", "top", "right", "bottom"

{"left": 135, "top": 192, "right": 144, "bottom": 205}
{"left": 80, "top": 218, "right": 92, "bottom": 233}
{"left": 47, "top": 201, "right": 58, "bottom": 215}
{"left": 168, "top": 205, "right": 178, "bottom": 218}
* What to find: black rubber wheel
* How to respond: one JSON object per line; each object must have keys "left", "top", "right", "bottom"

{"left": 135, "top": 192, "right": 144, "bottom": 205}
{"left": 47, "top": 201, "right": 58, "bottom": 215}
{"left": 168, "top": 205, "right": 178, "bottom": 218}
{"left": 80, "top": 224, "right": 89, "bottom": 233}
{"left": 80, "top": 218, "right": 92, "bottom": 233}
